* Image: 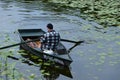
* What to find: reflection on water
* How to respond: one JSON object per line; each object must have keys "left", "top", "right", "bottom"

{"left": 11, "top": 51, "right": 73, "bottom": 80}
{"left": 40, "top": 64, "right": 72, "bottom": 80}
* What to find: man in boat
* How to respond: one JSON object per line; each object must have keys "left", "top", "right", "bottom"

{"left": 40, "top": 23, "right": 60, "bottom": 54}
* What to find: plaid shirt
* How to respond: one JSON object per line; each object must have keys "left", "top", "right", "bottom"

{"left": 40, "top": 30, "right": 60, "bottom": 51}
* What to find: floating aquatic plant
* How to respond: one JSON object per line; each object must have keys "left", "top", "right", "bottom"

{"left": 46, "top": 0, "right": 120, "bottom": 27}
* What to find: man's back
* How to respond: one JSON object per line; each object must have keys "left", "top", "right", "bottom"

{"left": 41, "top": 30, "right": 60, "bottom": 51}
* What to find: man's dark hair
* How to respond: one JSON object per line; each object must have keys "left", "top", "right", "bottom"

{"left": 47, "top": 23, "right": 53, "bottom": 29}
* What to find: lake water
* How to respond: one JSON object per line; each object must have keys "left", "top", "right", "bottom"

{"left": 0, "top": 0, "right": 120, "bottom": 80}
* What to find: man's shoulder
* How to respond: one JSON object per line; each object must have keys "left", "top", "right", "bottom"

{"left": 45, "top": 30, "right": 60, "bottom": 36}
{"left": 53, "top": 30, "right": 59, "bottom": 34}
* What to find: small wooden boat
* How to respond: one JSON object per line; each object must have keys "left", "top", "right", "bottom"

{"left": 18, "top": 29, "right": 73, "bottom": 66}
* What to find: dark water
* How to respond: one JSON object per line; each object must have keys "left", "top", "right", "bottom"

{"left": 0, "top": 0, "right": 120, "bottom": 80}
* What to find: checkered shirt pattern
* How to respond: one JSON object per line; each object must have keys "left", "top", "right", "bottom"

{"left": 40, "top": 30, "right": 60, "bottom": 51}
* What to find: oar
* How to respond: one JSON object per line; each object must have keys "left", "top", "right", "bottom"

{"left": 0, "top": 38, "right": 84, "bottom": 50}
{"left": 0, "top": 38, "right": 40, "bottom": 50}
{"left": 61, "top": 39, "right": 84, "bottom": 44}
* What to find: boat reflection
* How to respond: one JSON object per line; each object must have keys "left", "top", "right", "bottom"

{"left": 21, "top": 52, "right": 73, "bottom": 80}
{"left": 40, "top": 61, "right": 73, "bottom": 80}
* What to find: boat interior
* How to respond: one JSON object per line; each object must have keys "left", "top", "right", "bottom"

{"left": 23, "top": 36, "right": 41, "bottom": 48}
{"left": 22, "top": 36, "right": 68, "bottom": 55}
